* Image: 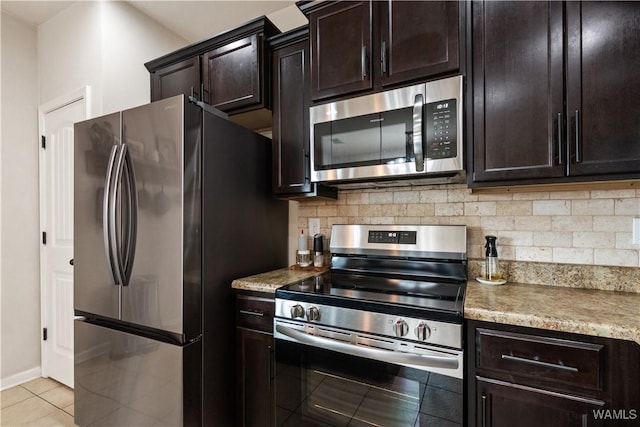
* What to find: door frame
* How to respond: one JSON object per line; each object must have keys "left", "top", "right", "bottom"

{"left": 38, "top": 86, "right": 91, "bottom": 381}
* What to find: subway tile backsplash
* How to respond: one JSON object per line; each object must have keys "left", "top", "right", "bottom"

{"left": 296, "top": 184, "right": 640, "bottom": 268}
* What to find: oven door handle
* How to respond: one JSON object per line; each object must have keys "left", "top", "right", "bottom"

{"left": 276, "top": 324, "right": 459, "bottom": 371}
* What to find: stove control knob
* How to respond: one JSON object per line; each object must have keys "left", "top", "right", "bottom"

{"left": 393, "top": 319, "right": 409, "bottom": 337}
{"left": 290, "top": 304, "right": 305, "bottom": 319}
{"left": 415, "top": 322, "right": 431, "bottom": 341}
{"left": 307, "top": 306, "right": 320, "bottom": 321}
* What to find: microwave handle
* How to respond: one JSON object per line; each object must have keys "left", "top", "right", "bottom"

{"left": 413, "top": 93, "right": 425, "bottom": 172}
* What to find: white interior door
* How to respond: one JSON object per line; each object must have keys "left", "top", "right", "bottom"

{"left": 39, "top": 88, "right": 89, "bottom": 388}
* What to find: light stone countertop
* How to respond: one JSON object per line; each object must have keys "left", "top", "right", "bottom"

{"left": 465, "top": 280, "right": 640, "bottom": 345}
{"left": 231, "top": 267, "right": 327, "bottom": 293}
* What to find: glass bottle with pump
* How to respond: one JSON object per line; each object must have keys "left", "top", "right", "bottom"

{"left": 484, "top": 235, "right": 501, "bottom": 280}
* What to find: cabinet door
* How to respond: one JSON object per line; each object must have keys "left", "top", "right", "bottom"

{"left": 566, "top": 2, "right": 640, "bottom": 177}
{"left": 203, "top": 35, "right": 262, "bottom": 112}
{"left": 150, "top": 56, "right": 201, "bottom": 102}
{"left": 309, "top": 1, "right": 373, "bottom": 101}
{"left": 379, "top": 0, "right": 459, "bottom": 87}
{"left": 472, "top": 1, "right": 565, "bottom": 183}
{"left": 272, "top": 40, "right": 312, "bottom": 195}
{"left": 236, "top": 327, "right": 274, "bottom": 427}
{"left": 476, "top": 377, "right": 604, "bottom": 427}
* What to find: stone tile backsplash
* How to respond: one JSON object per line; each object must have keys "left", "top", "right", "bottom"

{"left": 295, "top": 184, "right": 640, "bottom": 268}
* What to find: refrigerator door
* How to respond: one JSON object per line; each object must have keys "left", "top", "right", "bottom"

{"left": 120, "top": 96, "right": 198, "bottom": 338}
{"left": 74, "top": 320, "right": 201, "bottom": 427}
{"left": 74, "top": 112, "right": 122, "bottom": 320}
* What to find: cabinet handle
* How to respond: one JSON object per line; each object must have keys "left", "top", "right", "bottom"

{"left": 200, "top": 83, "right": 205, "bottom": 103}
{"left": 239, "top": 309, "right": 265, "bottom": 317}
{"left": 556, "top": 112, "right": 563, "bottom": 165}
{"left": 501, "top": 354, "right": 579, "bottom": 373}
{"left": 381, "top": 41, "right": 387, "bottom": 74}
{"left": 361, "top": 46, "right": 368, "bottom": 79}
{"left": 481, "top": 393, "right": 487, "bottom": 427}
{"left": 575, "top": 110, "right": 581, "bottom": 163}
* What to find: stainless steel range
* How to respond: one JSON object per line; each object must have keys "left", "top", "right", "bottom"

{"left": 274, "top": 224, "right": 467, "bottom": 427}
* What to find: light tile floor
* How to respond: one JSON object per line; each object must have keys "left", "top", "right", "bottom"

{"left": 1, "top": 377, "right": 76, "bottom": 426}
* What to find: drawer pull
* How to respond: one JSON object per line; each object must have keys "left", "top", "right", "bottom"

{"left": 239, "top": 309, "right": 265, "bottom": 317}
{"left": 502, "top": 354, "right": 579, "bottom": 373}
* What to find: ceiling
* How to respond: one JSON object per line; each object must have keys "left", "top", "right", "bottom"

{"left": 0, "top": 0, "right": 307, "bottom": 43}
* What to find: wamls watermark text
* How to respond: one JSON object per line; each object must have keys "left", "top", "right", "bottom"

{"left": 592, "top": 409, "right": 638, "bottom": 421}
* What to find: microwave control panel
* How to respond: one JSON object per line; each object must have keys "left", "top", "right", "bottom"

{"left": 425, "top": 99, "right": 457, "bottom": 159}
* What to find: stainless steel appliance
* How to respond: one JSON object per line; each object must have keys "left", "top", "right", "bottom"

{"left": 274, "top": 224, "right": 467, "bottom": 426}
{"left": 309, "top": 75, "right": 464, "bottom": 184}
{"left": 73, "top": 95, "right": 288, "bottom": 426}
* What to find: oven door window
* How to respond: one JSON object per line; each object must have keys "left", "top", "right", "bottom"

{"left": 275, "top": 339, "right": 463, "bottom": 427}
{"left": 313, "top": 108, "right": 415, "bottom": 171}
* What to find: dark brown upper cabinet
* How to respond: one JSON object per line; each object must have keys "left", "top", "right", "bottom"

{"left": 472, "top": 1, "right": 640, "bottom": 187}
{"left": 471, "top": 1, "right": 565, "bottom": 183}
{"left": 269, "top": 28, "right": 337, "bottom": 200}
{"left": 150, "top": 57, "right": 201, "bottom": 102}
{"left": 202, "top": 35, "right": 263, "bottom": 111}
{"left": 146, "top": 17, "right": 279, "bottom": 116}
{"left": 565, "top": 2, "right": 640, "bottom": 177}
{"left": 299, "top": 1, "right": 460, "bottom": 102}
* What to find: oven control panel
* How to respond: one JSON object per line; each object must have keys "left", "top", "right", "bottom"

{"left": 368, "top": 230, "right": 417, "bottom": 244}
{"left": 275, "top": 299, "right": 462, "bottom": 350}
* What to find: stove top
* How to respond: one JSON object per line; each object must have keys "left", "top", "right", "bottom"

{"left": 277, "top": 271, "right": 465, "bottom": 322}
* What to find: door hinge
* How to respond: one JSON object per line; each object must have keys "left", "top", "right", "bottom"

{"left": 42, "top": 231, "right": 47, "bottom": 245}
{"left": 43, "top": 327, "right": 48, "bottom": 341}
{"left": 41, "top": 135, "right": 46, "bottom": 149}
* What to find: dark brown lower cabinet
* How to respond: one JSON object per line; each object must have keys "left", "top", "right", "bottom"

{"left": 467, "top": 320, "right": 640, "bottom": 427}
{"left": 236, "top": 292, "right": 275, "bottom": 427}
{"left": 236, "top": 327, "right": 274, "bottom": 427}
{"left": 476, "top": 377, "right": 604, "bottom": 427}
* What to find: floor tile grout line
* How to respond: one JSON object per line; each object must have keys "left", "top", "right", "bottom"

{"left": 2, "top": 383, "right": 74, "bottom": 419}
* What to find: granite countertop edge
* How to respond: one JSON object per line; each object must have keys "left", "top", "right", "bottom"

{"left": 231, "top": 267, "right": 327, "bottom": 293}
{"left": 465, "top": 280, "right": 640, "bottom": 346}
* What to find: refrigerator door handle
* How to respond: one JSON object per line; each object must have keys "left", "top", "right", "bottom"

{"left": 103, "top": 145, "right": 122, "bottom": 285}
{"left": 110, "top": 144, "right": 128, "bottom": 286}
{"left": 121, "top": 144, "right": 138, "bottom": 286}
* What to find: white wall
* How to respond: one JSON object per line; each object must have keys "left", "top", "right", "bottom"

{"left": 101, "top": 1, "right": 188, "bottom": 113}
{"left": 1, "top": 12, "right": 42, "bottom": 387}
{"left": 38, "top": 1, "right": 103, "bottom": 116}
{"left": 1, "top": 0, "right": 186, "bottom": 388}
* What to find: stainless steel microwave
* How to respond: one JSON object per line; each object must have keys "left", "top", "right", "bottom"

{"left": 309, "top": 75, "right": 464, "bottom": 183}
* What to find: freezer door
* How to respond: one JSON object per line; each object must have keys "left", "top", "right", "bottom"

{"left": 74, "top": 320, "right": 200, "bottom": 426}
{"left": 120, "top": 96, "right": 200, "bottom": 338}
{"left": 74, "top": 113, "right": 122, "bottom": 319}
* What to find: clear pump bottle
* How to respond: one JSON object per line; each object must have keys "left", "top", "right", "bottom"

{"left": 484, "top": 235, "right": 501, "bottom": 280}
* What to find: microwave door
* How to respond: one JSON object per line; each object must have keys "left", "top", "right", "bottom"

{"left": 380, "top": 107, "right": 415, "bottom": 168}
{"left": 314, "top": 114, "right": 382, "bottom": 171}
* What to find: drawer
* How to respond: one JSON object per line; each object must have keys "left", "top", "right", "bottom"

{"left": 476, "top": 328, "right": 604, "bottom": 392}
{"left": 236, "top": 294, "right": 274, "bottom": 333}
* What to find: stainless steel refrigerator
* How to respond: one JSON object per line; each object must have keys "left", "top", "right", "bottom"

{"left": 73, "top": 95, "right": 288, "bottom": 426}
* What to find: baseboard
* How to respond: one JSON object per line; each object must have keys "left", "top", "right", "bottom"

{"left": 0, "top": 366, "right": 42, "bottom": 391}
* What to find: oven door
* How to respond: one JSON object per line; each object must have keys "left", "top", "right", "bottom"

{"left": 274, "top": 337, "right": 464, "bottom": 427}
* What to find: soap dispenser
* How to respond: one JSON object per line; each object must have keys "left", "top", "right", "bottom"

{"left": 484, "top": 235, "right": 501, "bottom": 280}
{"left": 296, "top": 229, "right": 311, "bottom": 267}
